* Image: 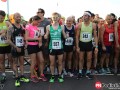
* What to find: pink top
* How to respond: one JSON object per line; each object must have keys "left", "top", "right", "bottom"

{"left": 26, "top": 24, "right": 40, "bottom": 45}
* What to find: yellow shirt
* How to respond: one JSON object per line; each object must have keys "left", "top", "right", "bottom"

{"left": 0, "top": 22, "right": 9, "bottom": 46}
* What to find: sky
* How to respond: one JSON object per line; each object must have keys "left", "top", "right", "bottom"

{"left": 0, "top": 0, "right": 120, "bottom": 21}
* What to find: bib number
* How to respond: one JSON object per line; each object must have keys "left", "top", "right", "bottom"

{"left": 15, "top": 36, "right": 24, "bottom": 46}
{"left": 52, "top": 40, "right": 61, "bottom": 49}
{"left": 109, "top": 33, "right": 114, "bottom": 42}
{"left": 34, "top": 30, "right": 40, "bottom": 38}
{"left": 81, "top": 33, "right": 92, "bottom": 41}
{"left": 0, "top": 36, "right": 7, "bottom": 44}
{"left": 65, "top": 37, "right": 73, "bottom": 45}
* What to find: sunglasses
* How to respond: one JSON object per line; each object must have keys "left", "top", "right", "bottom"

{"left": 37, "top": 12, "right": 42, "bottom": 13}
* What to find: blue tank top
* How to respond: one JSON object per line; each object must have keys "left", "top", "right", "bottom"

{"left": 64, "top": 25, "right": 75, "bottom": 46}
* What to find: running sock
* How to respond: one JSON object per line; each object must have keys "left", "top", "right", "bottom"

{"left": 79, "top": 70, "right": 82, "bottom": 74}
{"left": 86, "top": 70, "right": 90, "bottom": 74}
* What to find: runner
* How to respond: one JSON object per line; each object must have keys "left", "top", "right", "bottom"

{"left": 76, "top": 11, "right": 98, "bottom": 80}
{"left": 110, "top": 13, "right": 119, "bottom": 74}
{"left": 44, "top": 12, "right": 67, "bottom": 83}
{"left": 37, "top": 8, "right": 50, "bottom": 75}
{"left": 73, "top": 16, "right": 83, "bottom": 76}
{"left": 25, "top": 15, "right": 47, "bottom": 83}
{"left": 63, "top": 16, "right": 75, "bottom": 77}
{"left": 8, "top": 13, "right": 29, "bottom": 87}
{"left": 0, "top": 10, "right": 12, "bottom": 83}
{"left": 91, "top": 13, "right": 99, "bottom": 74}
{"left": 100, "top": 14, "right": 114, "bottom": 74}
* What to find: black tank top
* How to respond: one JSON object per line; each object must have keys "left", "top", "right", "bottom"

{"left": 11, "top": 24, "right": 25, "bottom": 44}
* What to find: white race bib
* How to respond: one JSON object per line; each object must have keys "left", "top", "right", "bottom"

{"left": 81, "top": 32, "right": 92, "bottom": 41}
{"left": 0, "top": 36, "right": 7, "bottom": 44}
{"left": 34, "top": 30, "right": 40, "bottom": 38}
{"left": 65, "top": 37, "right": 73, "bottom": 45}
{"left": 52, "top": 40, "right": 61, "bottom": 49}
{"left": 38, "top": 27, "right": 44, "bottom": 36}
{"left": 15, "top": 36, "right": 24, "bottom": 46}
{"left": 109, "top": 33, "right": 114, "bottom": 42}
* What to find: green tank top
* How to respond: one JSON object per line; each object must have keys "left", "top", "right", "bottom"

{"left": 80, "top": 22, "right": 93, "bottom": 42}
{"left": 49, "top": 25, "right": 63, "bottom": 49}
{"left": 0, "top": 22, "right": 9, "bottom": 46}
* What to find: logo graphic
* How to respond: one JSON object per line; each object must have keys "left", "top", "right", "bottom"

{"left": 95, "top": 82, "right": 102, "bottom": 89}
{"left": 95, "top": 82, "right": 120, "bottom": 90}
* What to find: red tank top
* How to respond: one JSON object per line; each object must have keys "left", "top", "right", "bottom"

{"left": 118, "top": 20, "right": 120, "bottom": 44}
{"left": 103, "top": 24, "right": 114, "bottom": 46}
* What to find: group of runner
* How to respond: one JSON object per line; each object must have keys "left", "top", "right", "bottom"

{"left": 0, "top": 8, "right": 120, "bottom": 87}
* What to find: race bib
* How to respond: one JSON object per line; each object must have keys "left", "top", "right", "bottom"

{"left": 15, "top": 36, "right": 24, "bottom": 46}
{"left": 38, "top": 27, "right": 44, "bottom": 36}
{"left": 81, "top": 32, "right": 92, "bottom": 41}
{"left": 65, "top": 37, "right": 73, "bottom": 45}
{"left": 34, "top": 30, "right": 40, "bottom": 38}
{"left": 0, "top": 36, "right": 7, "bottom": 44}
{"left": 52, "top": 40, "right": 61, "bottom": 49}
{"left": 109, "top": 33, "right": 114, "bottom": 42}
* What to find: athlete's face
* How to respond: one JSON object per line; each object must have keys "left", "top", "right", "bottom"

{"left": 83, "top": 14, "right": 90, "bottom": 22}
{"left": 33, "top": 19, "right": 41, "bottom": 26}
{"left": 99, "top": 19, "right": 105, "bottom": 25}
{"left": 37, "top": 10, "right": 44, "bottom": 17}
{"left": 14, "top": 14, "right": 21, "bottom": 24}
{"left": 78, "top": 18, "right": 83, "bottom": 23}
{"left": 52, "top": 15, "right": 59, "bottom": 22}
{"left": 110, "top": 15, "right": 116, "bottom": 24}
{"left": 106, "top": 16, "right": 112, "bottom": 24}
{"left": 0, "top": 15, "right": 5, "bottom": 23}
{"left": 66, "top": 18, "right": 72, "bottom": 27}
{"left": 110, "top": 15, "right": 115, "bottom": 20}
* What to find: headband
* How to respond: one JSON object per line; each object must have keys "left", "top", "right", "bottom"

{"left": 84, "top": 12, "right": 91, "bottom": 17}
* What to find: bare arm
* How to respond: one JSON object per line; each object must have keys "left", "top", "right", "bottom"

{"left": 100, "top": 25, "right": 105, "bottom": 47}
{"left": 61, "top": 25, "right": 67, "bottom": 39}
{"left": 7, "top": 26, "right": 18, "bottom": 49}
{"left": 98, "top": 24, "right": 102, "bottom": 43}
{"left": 76, "top": 23, "right": 81, "bottom": 48}
{"left": 6, "top": 21, "right": 12, "bottom": 28}
{"left": 93, "top": 23, "right": 98, "bottom": 47}
{"left": 44, "top": 25, "right": 50, "bottom": 39}
{"left": 114, "top": 21, "right": 119, "bottom": 47}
